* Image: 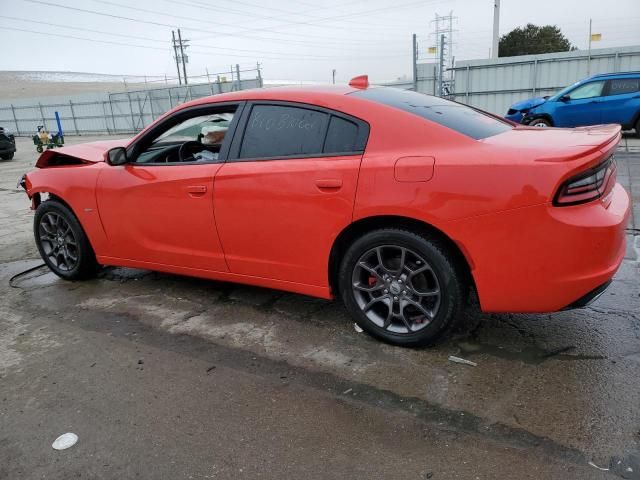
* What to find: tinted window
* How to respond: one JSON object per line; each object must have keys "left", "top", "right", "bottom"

{"left": 240, "top": 105, "right": 328, "bottom": 158}
{"left": 324, "top": 116, "right": 360, "bottom": 153}
{"left": 352, "top": 88, "right": 511, "bottom": 140}
{"left": 607, "top": 78, "right": 640, "bottom": 95}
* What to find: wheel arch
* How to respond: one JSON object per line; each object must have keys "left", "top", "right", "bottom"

{"left": 631, "top": 109, "right": 640, "bottom": 130}
{"left": 29, "top": 187, "right": 75, "bottom": 215}
{"left": 328, "top": 215, "right": 476, "bottom": 299}
{"left": 527, "top": 113, "right": 554, "bottom": 126}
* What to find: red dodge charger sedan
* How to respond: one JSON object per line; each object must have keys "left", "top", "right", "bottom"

{"left": 20, "top": 77, "right": 630, "bottom": 346}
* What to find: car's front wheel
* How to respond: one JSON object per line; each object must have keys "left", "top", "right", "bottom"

{"left": 34, "top": 200, "right": 99, "bottom": 280}
{"left": 339, "top": 229, "right": 466, "bottom": 347}
{"left": 1, "top": 153, "right": 13, "bottom": 160}
{"left": 529, "top": 118, "right": 551, "bottom": 127}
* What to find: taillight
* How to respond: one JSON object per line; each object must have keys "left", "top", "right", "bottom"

{"left": 553, "top": 155, "right": 617, "bottom": 206}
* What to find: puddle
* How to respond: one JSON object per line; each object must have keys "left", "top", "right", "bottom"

{"left": 98, "top": 267, "right": 154, "bottom": 282}
{"left": 457, "top": 341, "right": 606, "bottom": 365}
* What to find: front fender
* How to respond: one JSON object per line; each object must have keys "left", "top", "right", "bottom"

{"left": 24, "top": 165, "right": 110, "bottom": 256}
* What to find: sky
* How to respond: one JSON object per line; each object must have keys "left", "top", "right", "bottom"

{"left": 1, "top": 0, "right": 639, "bottom": 84}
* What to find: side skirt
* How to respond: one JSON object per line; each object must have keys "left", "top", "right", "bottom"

{"left": 96, "top": 256, "right": 333, "bottom": 300}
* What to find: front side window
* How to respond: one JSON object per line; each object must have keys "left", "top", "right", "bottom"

{"left": 135, "top": 107, "right": 237, "bottom": 164}
{"left": 607, "top": 78, "right": 640, "bottom": 96}
{"left": 352, "top": 87, "right": 511, "bottom": 140}
{"left": 568, "top": 81, "right": 605, "bottom": 100}
{"left": 239, "top": 105, "right": 328, "bottom": 159}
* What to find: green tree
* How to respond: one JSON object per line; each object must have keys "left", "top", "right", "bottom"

{"left": 498, "top": 24, "right": 575, "bottom": 57}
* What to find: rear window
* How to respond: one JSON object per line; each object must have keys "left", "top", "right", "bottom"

{"left": 239, "top": 105, "right": 328, "bottom": 159}
{"left": 352, "top": 88, "right": 512, "bottom": 140}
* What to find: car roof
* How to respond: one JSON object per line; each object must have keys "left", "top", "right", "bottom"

{"left": 586, "top": 71, "right": 640, "bottom": 80}
{"left": 179, "top": 84, "right": 360, "bottom": 109}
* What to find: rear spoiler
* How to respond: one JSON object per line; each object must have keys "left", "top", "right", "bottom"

{"left": 534, "top": 124, "right": 621, "bottom": 163}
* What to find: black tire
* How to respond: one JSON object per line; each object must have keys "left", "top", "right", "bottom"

{"left": 528, "top": 117, "right": 552, "bottom": 127}
{"left": 635, "top": 117, "right": 640, "bottom": 139}
{"left": 339, "top": 229, "right": 466, "bottom": 347}
{"left": 36, "top": 146, "right": 43, "bottom": 153}
{"left": 34, "top": 200, "right": 99, "bottom": 280}
{"left": 1, "top": 152, "right": 14, "bottom": 160}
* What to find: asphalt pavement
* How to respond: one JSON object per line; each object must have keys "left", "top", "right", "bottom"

{"left": 1, "top": 135, "right": 640, "bottom": 479}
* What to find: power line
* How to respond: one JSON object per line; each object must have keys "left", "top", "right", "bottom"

{"left": 194, "top": 0, "right": 452, "bottom": 41}
{"left": 3, "top": 25, "right": 411, "bottom": 63}
{"left": 0, "top": 15, "right": 166, "bottom": 43}
{"left": 0, "top": 16, "right": 407, "bottom": 59}
{"left": 20, "top": 0, "right": 400, "bottom": 47}
{"left": 2, "top": 26, "right": 168, "bottom": 51}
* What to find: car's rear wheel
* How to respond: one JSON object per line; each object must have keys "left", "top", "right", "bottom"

{"left": 529, "top": 118, "right": 551, "bottom": 127}
{"left": 34, "top": 200, "right": 99, "bottom": 280}
{"left": 635, "top": 117, "right": 640, "bottom": 138}
{"left": 339, "top": 229, "right": 465, "bottom": 347}
{"left": 1, "top": 153, "right": 13, "bottom": 160}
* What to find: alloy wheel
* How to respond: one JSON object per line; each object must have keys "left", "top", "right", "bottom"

{"left": 38, "top": 212, "right": 79, "bottom": 272}
{"left": 351, "top": 245, "right": 441, "bottom": 334}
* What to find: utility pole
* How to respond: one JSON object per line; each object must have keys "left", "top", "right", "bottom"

{"left": 257, "top": 62, "right": 263, "bottom": 87}
{"left": 177, "top": 28, "right": 188, "bottom": 85}
{"left": 332, "top": 69, "right": 336, "bottom": 84}
{"left": 491, "top": 0, "right": 500, "bottom": 59}
{"left": 172, "top": 31, "right": 183, "bottom": 85}
{"left": 587, "top": 18, "right": 593, "bottom": 75}
{"left": 412, "top": 33, "right": 418, "bottom": 91}
{"left": 172, "top": 30, "right": 182, "bottom": 85}
{"left": 438, "top": 34, "right": 445, "bottom": 96}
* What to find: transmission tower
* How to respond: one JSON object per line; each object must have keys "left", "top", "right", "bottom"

{"left": 430, "top": 12, "right": 457, "bottom": 96}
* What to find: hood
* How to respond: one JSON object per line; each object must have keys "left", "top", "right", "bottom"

{"left": 509, "top": 96, "right": 547, "bottom": 111}
{"left": 45, "top": 139, "right": 130, "bottom": 163}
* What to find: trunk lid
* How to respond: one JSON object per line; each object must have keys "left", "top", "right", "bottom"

{"left": 482, "top": 124, "right": 621, "bottom": 162}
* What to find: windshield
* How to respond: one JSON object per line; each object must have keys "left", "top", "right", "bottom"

{"left": 352, "top": 87, "right": 512, "bottom": 140}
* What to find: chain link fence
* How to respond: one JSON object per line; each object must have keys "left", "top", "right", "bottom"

{"left": 0, "top": 67, "right": 262, "bottom": 137}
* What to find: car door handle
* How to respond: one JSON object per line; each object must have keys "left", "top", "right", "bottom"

{"left": 315, "top": 179, "right": 342, "bottom": 190}
{"left": 186, "top": 185, "right": 207, "bottom": 196}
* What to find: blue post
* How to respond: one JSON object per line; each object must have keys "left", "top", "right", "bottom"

{"left": 55, "top": 111, "right": 63, "bottom": 137}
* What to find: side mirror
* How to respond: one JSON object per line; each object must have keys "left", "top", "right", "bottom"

{"left": 559, "top": 95, "right": 570, "bottom": 102}
{"left": 107, "top": 147, "right": 128, "bottom": 166}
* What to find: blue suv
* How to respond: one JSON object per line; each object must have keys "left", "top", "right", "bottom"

{"left": 505, "top": 72, "right": 640, "bottom": 135}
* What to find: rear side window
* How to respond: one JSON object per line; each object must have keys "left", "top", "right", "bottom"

{"left": 239, "top": 105, "right": 328, "bottom": 158}
{"left": 352, "top": 87, "right": 512, "bottom": 140}
{"left": 324, "top": 116, "right": 359, "bottom": 153}
{"left": 607, "top": 78, "right": 640, "bottom": 95}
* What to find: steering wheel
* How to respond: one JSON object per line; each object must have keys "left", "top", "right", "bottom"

{"left": 178, "top": 141, "right": 204, "bottom": 162}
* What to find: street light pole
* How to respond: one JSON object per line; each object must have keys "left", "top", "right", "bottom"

{"left": 491, "top": 0, "right": 500, "bottom": 59}
{"left": 587, "top": 18, "right": 593, "bottom": 75}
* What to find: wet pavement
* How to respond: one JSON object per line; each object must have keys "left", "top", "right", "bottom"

{"left": 1, "top": 135, "right": 640, "bottom": 479}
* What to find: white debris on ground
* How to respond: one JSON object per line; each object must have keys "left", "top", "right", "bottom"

{"left": 52, "top": 433, "right": 78, "bottom": 450}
